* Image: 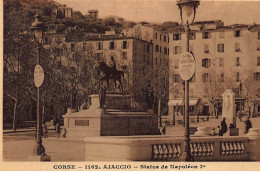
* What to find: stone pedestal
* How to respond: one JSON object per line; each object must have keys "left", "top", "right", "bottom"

{"left": 247, "top": 128, "right": 260, "bottom": 161}
{"left": 62, "top": 94, "right": 160, "bottom": 138}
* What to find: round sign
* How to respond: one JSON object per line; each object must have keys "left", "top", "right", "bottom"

{"left": 179, "top": 52, "right": 196, "bottom": 81}
{"left": 34, "top": 65, "right": 44, "bottom": 87}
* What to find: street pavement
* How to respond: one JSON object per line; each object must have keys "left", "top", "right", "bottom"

{"left": 3, "top": 116, "right": 260, "bottom": 161}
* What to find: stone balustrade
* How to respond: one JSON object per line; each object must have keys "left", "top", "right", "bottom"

{"left": 150, "top": 137, "right": 248, "bottom": 161}
{"left": 84, "top": 130, "right": 260, "bottom": 161}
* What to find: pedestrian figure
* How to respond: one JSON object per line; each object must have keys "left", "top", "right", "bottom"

{"left": 217, "top": 126, "right": 221, "bottom": 136}
{"left": 219, "top": 118, "right": 227, "bottom": 136}
{"left": 55, "top": 122, "right": 61, "bottom": 138}
{"left": 162, "top": 127, "right": 166, "bottom": 135}
{"left": 43, "top": 123, "right": 48, "bottom": 138}
{"left": 62, "top": 128, "right": 67, "bottom": 138}
{"left": 244, "top": 117, "right": 252, "bottom": 134}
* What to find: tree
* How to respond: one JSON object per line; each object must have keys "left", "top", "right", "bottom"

{"left": 241, "top": 70, "right": 260, "bottom": 118}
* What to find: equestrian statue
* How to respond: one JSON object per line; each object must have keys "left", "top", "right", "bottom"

{"left": 98, "top": 57, "right": 124, "bottom": 93}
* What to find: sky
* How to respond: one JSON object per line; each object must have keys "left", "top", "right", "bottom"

{"left": 56, "top": 0, "right": 260, "bottom": 25}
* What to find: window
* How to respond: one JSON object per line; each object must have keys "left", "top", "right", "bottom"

{"left": 219, "top": 31, "right": 225, "bottom": 38}
{"left": 173, "top": 33, "right": 181, "bottom": 40}
{"left": 236, "top": 57, "right": 240, "bottom": 66}
{"left": 190, "top": 32, "right": 196, "bottom": 40}
{"left": 257, "top": 57, "right": 260, "bottom": 66}
{"left": 83, "top": 43, "right": 87, "bottom": 51}
{"left": 155, "top": 57, "right": 158, "bottom": 65}
{"left": 173, "top": 74, "right": 181, "bottom": 83}
{"left": 257, "top": 42, "right": 260, "bottom": 51}
{"left": 204, "top": 44, "right": 209, "bottom": 53}
{"left": 160, "top": 58, "right": 162, "bottom": 64}
{"left": 202, "top": 73, "right": 209, "bottom": 82}
{"left": 96, "top": 53, "right": 103, "bottom": 61}
{"left": 147, "top": 56, "right": 149, "bottom": 64}
{"left": 160, "top": 34, "right": 162, "bottom": 41}
{"left": 122, "top": 52, "right": 127, "bottom": 60}
{"left": 164, "top": 35, "right": 167, "bottom": 42}
{"left": 202, "top": 32, "right": 210, "bottom": 39}
{"left": 236, "top": 72, "right": 240, "bottom": 82}
{"left": 168, "top": 37, "right": 169, "bottom": 43}
{"left": 258, "top": 31, "right": 260, "bottom": 39}
{"left": 255, "top": 72, "right": 260, "bottom": 81}
{"left": 97, "top": 42, "right": 103, "bottom": 50}
{"left": 173, "top": 59, "right": 179, "bottom": 69}
{"left": 168, "top": 48, "right": 169, "bottom": 55}
{"left": 123, "top": 41, "right": 127, "bottom": 49}
{"left": 202, "top": 58, "right": 211, "bottom": 68}
{"left": 219, "top": 58, "right": 224, "bottom": 67}
{"left": 143, "top": 45, "right": 146, "bottom": 53}
{"left": 143, "top": 55, "right": 145, "bottom": 62}
{"left": 235, "top": 43, "right": 241, "bottom": 52}
{"left": 173, "top": 46, "right": 182, "bottom": 54}
{"left": 234, "top": 30, "right": 241, "bottom": 37}
{"left": 164, "top": 47, "right": 167, "bottom": 54}
{"left": 109, "top": 41, "right": 115, "bottom": 50}
{"left": 160, "top": 46, "right": 162, "bottom": 53}
{"left": 155, "top": 32, "right": 158, "bottom": 39}
{"left": 71, "top": 43, "right": 75, "bottom": 52}
{"left": 155, "top": 45, "right": 159, "bottom": 52}
{"left": 217, "top": 44, "right": 224, "bottom": 52}
{"left": 147, "top": 45, "right": 150, "bottom": 53}
{"left": 220, "top": 73, "right": 224, "bottom": 82}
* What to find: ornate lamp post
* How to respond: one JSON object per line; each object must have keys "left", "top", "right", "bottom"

{"left": 31, "top": 13, "right": 47, "bottom": 157}
{"left": 176, "top": 0, "right": 200, "bottom": 161}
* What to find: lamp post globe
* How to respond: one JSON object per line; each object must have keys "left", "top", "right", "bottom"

{"left": 177, "top": 0, "right": 200, "bottom": 26}
{"left": 31, "top": 13, "right": 46, "bottom": 156}
{"left": 176, "top": 0, "right": 200, "bottom": 162}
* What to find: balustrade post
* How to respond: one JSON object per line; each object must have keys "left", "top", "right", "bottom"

{"left": 213, "top": 140, "right": 220, "bottom": 160}
{"left": 247, "top": 128, "right": 260, "bottom": 161}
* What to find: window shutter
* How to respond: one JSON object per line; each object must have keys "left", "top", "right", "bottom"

{"left": 114, "top": 41, "right": 117, "bottom": 49}
{"left": 179, "top": 46, "right": 182, "bottom": 54}
{"left": 209, "top": 59, "right": 211, "bottom": 67}
{"left": 173, "top": 47, "right": 175, "bottom": 54}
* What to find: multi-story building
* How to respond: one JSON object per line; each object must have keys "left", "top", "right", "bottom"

{"left": 123, "top": 24, "right": 170, "bottom": 114}
{"left": 64, "top": 32, "right": 153, "bottom": 109}
{"left": 168, "top": 20, "right": 260, "bottom": 120}
{"left": 52, "top": 4, "right": 73, "bottom": 19}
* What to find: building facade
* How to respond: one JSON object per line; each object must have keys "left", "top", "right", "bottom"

{"left": 123, "top": 24, "right": 170, "bottom": 114}
{"left": 168, "top": 20, "right": 260, "bottom": 120}
{"left": 65, "top": 33, "right": 153, "bottom": 109}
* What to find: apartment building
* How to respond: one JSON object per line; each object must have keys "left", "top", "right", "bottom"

{"left": 123, "top": 24, "right": 170, "bottom": 114}
{"left": 65, "top": 33, "right": 153, "bottom": 109}
{"left": 168, "top": 20, "right": 260, "bottom": 120}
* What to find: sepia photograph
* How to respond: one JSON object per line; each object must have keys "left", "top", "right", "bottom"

{"left": 2, "top": 0, "right": 260, "bottom": 171}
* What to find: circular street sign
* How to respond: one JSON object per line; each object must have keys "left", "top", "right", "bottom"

{"left": 179, "top": 52, "right": 196, "bottom": 81}
{"left": 34, "top": 65, "right": 44, "bottom": 88}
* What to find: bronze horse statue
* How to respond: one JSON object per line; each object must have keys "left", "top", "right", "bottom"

{"left": 99, "top": 62, "right": 124, "bottom": 92}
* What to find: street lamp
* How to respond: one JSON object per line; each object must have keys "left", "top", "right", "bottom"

{"left": 176, "top": 0, "right": 200, "bottom": 161}
{"left": 31, "top": 13, "right": 46, "bottom": 157}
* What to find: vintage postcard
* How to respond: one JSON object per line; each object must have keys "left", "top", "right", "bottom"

{"left": 1, "top": 0, "right": 260, "bottom": 171}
